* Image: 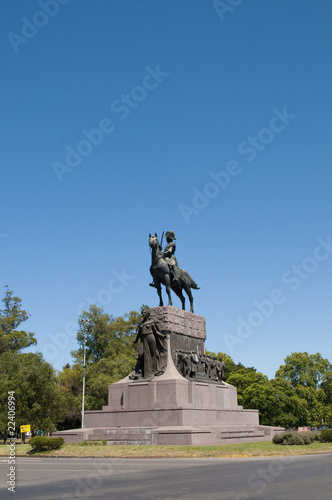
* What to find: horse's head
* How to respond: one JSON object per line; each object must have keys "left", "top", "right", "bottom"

{"left": 149, "top": 233, "right": 159, "bottom": 249}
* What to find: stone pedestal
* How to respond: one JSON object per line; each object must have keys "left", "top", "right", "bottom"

{"left": 150, "top": 306, "right": 206, "bottom": 368}
{"left": 54, "top": 307, "right": 283, "bottom": 444}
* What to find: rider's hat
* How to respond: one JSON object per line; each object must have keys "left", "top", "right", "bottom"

{"left": 165, "top": 230, "right": 176, "bottom": 240}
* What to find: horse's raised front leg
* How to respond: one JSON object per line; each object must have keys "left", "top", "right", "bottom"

{"left": 155, "top": 281, "right": 163, "bottom": 307}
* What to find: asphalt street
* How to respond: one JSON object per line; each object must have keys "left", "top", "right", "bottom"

{"left": 0, "top": 454, "right": 331, "bottom": 499}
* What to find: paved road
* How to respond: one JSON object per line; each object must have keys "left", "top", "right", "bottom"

{"left": 0, "top": 454, "right": 331, "bottom": 499}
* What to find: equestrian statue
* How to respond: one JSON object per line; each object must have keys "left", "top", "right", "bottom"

{"left": 149, "top": 230, "right": 199, "bottom": 313}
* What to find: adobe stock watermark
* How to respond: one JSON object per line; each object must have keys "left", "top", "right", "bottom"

{"left": 42, "top": 267, "right": 135, "bottom": 361}
{"left": 178, "top": 106, "right": 296, "bottom": 224}
{"left": 7, "top": 0, "right": 71, "bottom": 54}
{"left": 223, "top": 235, "right": 332, "bottom": 353}
{"left": 52, "top": 64, "right": 170, "bottom": 182}
{"left": 60, "top": 460, "right": 114, "bottom": 500}
{"left": 213, "top": 0, "right": 245, "bottom": 23}
{"left": 7, "top": 391, "right": 16, "bottom": 493}
{"left": 236, "top": 455, "right": 295, "bottom": 499}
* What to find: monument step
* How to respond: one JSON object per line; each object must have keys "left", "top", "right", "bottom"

{"left": 214, "top": 431, "right": 266, "bottom": 442}
{"left": 52, "top": 422, "right": 282, "bottom": 445}
{"left": 84, "top": 424, "right": 269, "bottom": 446}
{"left": 106, "top": 440, "right": 152, "bottom": 445}
{"left": 88, "top": 433, "right": 151, "bottom": 441}
{"left": 89, "top": 427, "right": 152, "bottom": 435}
{"left": 86, "top": 427, "right": 154, "bottom": 442}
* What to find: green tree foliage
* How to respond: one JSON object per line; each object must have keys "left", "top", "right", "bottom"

{"left": 56, "top": 306, "right": 141, "bottom": 428}
{"left": 242, "top": 378, "right": 306, "bottom": 428}
{"left": 0, "top": 286, "right": 37, "bottom": 354}
{"left": 0, "top": 288, "right": 62, "bottom": 441}
{"left": 275, "top": 352, "right": 332, "bottom": 427}
{"left": 227, "top": 368, "right": 268, "bottom": 404}
{"left": 207, "top": 351, "right": 332, "bottom": 428}
{"left": 293, "top": 385, "right": 325, "bottom": 427}
{"left": 205, "top": 354, "right": 297, "bottom": 427}
{"left": 323, "top": 404, "right": 332, "bottom": 427}
{"left": 72, "top": 305, "right": 140, "bottom": 366}
{"left": 56, "top": 363, "right": 82, "bottom": 431}
{"left": 0, "top": 352, "right": 63, "bottom": 439}
{"left": 275, "top": 352, "right": 332, "bottom": 389}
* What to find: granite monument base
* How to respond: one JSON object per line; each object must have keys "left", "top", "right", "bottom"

{"left": 54, "top": 307, "right": 283, "bottom": 445}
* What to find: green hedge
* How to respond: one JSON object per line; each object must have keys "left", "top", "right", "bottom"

{"left": 29, "top": 436, "right": 65, "bottom": 452}
{"left": 320, "top": 429, "right": 332, "bottom": 443}
{"left": 273, "top": 431, "right": 314, "bottom": 445}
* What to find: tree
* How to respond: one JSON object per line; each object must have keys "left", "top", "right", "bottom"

{"left": 0, "top": 288, "right": 58, "bottom": 441}
{"left": 244, "top": 378, "right": 307, "bottom": 428}
{"left": 0, "top": 352, "right": 63, "bottom": 440}
{"left": 275, "top": 352, "right": 332, "bottom": 390}
{"left": 72, "top": 305, "right": 140, "bottom": 365}
{"left": 275, "top": 352, "right": 332, "bottom": 427}
{"left": 323, "top": 404, "right": 332, "bottom": 427}
{"left": 56, "top": 363, "right": 82, "bottom": 431}
{"left": 212, "top": 353, "right": 326, "bottom": 428}
{"left": 293, "top": 384, "right": 325, "bottom": 427}
{"left": 226, "top": 368, "right": 268, "bottom": 406}
{"left": 56, "top": 306, "right": 141, "bottom": 428}
{"left": 0, "top": 286, "right": 37, "bottom": 354}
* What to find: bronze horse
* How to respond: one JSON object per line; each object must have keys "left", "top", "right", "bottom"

{"left": 149, "top": 234, "right": 199, "bottom": 313}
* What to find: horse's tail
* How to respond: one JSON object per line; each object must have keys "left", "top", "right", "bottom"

{"left": 191, "top": 281, "right": 200, "bottom": 290}
{"left": 180, "top": 268, "right": 200, "bottom": 290}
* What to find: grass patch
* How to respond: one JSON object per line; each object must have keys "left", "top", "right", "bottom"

{"left": 1, "top": 441, "right": 332, "bottom": 458}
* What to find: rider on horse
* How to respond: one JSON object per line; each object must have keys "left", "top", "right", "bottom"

{"left": 163, "top": 230, "right": 181, "bottom": 285}
{"left": 149, "top": 230, "right": 181, "bottom": 287}
{"left": 148, "top": 231, "right": 200, "bottom": 311}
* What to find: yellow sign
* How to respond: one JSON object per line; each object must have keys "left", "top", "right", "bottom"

{"left": 20, "top": 425, "right": 31, "bottom": 433}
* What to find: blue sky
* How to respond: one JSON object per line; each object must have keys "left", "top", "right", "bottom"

{"left": 1, "top": 0, "right": 332, "bottom": 379}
